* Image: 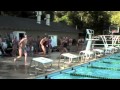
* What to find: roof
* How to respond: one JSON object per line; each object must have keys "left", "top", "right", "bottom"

{"left": 0, "top": 16, "right": 80, "bottom": 33}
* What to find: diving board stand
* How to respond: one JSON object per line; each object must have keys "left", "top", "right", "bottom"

{"left": 29, "top": 57, "right": 53, "bottom": 75}
{"left": 58, "top": 53, "right": 80, "bottom": 67}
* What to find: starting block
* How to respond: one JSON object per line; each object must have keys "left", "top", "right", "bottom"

{"left": 29, "top": 57, "right": 53, "bottom": 75}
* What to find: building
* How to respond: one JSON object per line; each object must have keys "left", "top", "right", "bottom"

{"left": 0, "top": 16, "right": 81, "bottom": 39}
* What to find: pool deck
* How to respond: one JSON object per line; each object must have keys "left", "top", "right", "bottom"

{"left": 0, "top": 50, "right": 107, "bottom": 79}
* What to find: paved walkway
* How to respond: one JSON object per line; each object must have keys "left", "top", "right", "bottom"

{"left": 0, "top": 52, "right": 78, "bottom": 79}
{"left": 0, "top": 50, "right": 106, "bottom": 79}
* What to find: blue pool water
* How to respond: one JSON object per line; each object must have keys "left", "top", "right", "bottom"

{"left": 36, "top": 53, "right": 120, "bottom": 79}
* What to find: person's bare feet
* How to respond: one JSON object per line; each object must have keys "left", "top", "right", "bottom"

{"left": 14, "top": 58, "right": 16, "bottom": 63}
{"left": 25, "top": 62, "right": 29, "bottom": 66}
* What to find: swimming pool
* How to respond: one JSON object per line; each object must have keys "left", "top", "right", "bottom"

{"left": 36, "top": 53, "right": 120, "bottom": 79}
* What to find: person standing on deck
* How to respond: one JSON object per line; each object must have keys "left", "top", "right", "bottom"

{"left": 39, "top": 35, "right": 48, "bottom": 57}
{"left": 14, "top": 35, "right": 28, "bottom": 65}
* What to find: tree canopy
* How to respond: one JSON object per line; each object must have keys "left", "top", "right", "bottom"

{"left": 1, "top": 11, "right": 120, "bottom": 35}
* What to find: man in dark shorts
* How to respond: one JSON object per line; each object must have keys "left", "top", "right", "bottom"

{"left": 14, "top": 35, "right": 28, "bottom": 65}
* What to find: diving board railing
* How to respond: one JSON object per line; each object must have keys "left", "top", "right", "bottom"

{"left": 92, "top": 35, "right": 120, "bottom": 54}
{"left": 92, "top": 35, "right": 120, "bottom": 47}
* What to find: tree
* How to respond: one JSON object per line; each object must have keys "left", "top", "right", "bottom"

{"left": 110, "top": 11, "right": 120, "bottom": 26}
{"left": 0, "top": 11, "right": 112, "bottom": 35}
{"left": 88, "top": 11, "right": 111, "bottom": 34}
{"left": 53, "top": 11, "right": 111, "bottom": 34}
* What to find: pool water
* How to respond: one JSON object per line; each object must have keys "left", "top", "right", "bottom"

{"left": 36, "top": 53, "right": 120, "bottom": 79}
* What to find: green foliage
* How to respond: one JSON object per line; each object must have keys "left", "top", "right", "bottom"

{"left": 110, "top": 11, "right": 120, "bottom": 26}
{"left": 2, "top": 11, "right": 120, "bottom": 35}
{"left": 53, "top": 11, "right": 111, "bottom": 34}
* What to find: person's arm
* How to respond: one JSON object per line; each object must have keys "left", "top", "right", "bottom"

{"left": 40, "top": 39, "right": 43, "bottom": 46}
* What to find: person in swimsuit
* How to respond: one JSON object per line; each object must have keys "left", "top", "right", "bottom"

{"left": 39, "top": 35, "right": 48, "bottom": 57}
{"left": 62, "top": 37, "right": 68, "bottom": 53}
{"left": 14, "top": 35, "right": 28, "bottom": 65}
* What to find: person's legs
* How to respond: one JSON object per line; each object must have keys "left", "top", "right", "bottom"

{"left": 41, "top": 45, "right": 46, "bottom": 56}
{"left": 64, "top": 47, "right": 68, "bottom": 52}
{"left": 14, "top": 48, "right": 22, "bottom": 63}
{"left": 59, "top": 46, "right": 64, "bottom": 55}
{"left": 24, "top": 50, "right": 28, "bottom": 65}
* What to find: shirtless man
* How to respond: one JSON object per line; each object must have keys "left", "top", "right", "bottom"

{"left": 14, "top": 35, "right": 28, "bottom": 65}
{"left": 39, "top": 35, "right": 48, "bottom": 57}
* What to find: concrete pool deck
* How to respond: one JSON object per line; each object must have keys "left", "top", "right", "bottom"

{"left": 0, "top": 51, "right": 108, "bottom": 79}
{"left": 0, "top": 52, "right": 60, "bottom": 79}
